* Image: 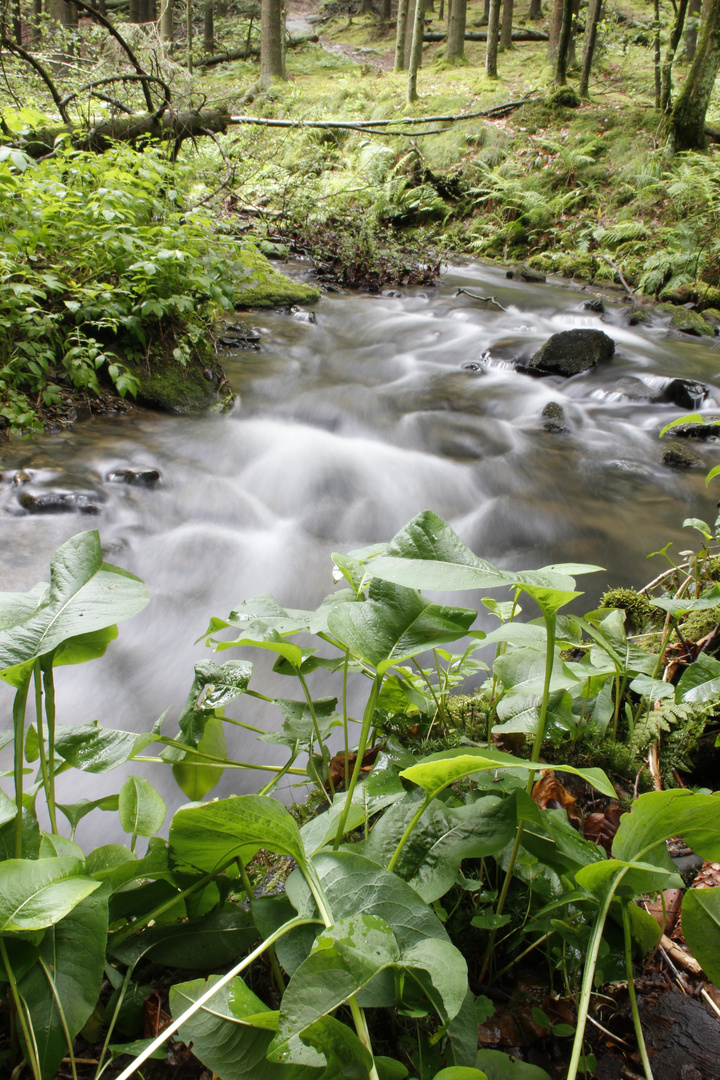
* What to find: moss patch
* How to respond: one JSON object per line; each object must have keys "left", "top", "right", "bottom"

{"left": 234, "top": 248, "right": 321, "bottom": 309}
{"left": 134, "top": 355, "right": 222, "bottom": 414}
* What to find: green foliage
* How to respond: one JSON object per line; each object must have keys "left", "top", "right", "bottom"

{"left": 598, "top": 588, "right": 653, "bottom": 633}
{"left": 0, "top": 141, "right": 242, "bottom": 431}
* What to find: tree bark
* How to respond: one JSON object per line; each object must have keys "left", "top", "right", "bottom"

{"left": 578, "top": 0, "right": 602, "bottom": 95}
{"left": 546, "top": 0, "right": 562, "bottom": 60}
{"left": 445, "top": 0, "right": 466, "bottom": 58}
{"left": 683, "top": 0, "right": 701, "bottom": 60}
{"left": 203, "top": 0, "right": 213, "bottom": 51}
{"left": 654, "top": 0, "right": 662, "bottom": 107}
{"left": 382, "top": 0, "right": 391, "bottom": 18}
{"left": 528, "top": 0, "right": 541, "bottom": 18}
{"left": 394, "top": 0, "right": 410, "bottom": 67}
{"left": 668, "top": 0, "right": 720, "bottom": 148}
{"left": 554, "top": 0, "right": 572, "bottom": 81}
{"left": 160, "top": 0, "right": 173, "bottom": 40}
{"left": 661, "top": 0, "right": 689, "bottom": 109}
{"left": 485, "top": 0, "right": 500, "bottom": 74}
{"left": 407, "top": 0, "right": 425, "bottom": 100}
{"left": 19, "top": 107, "right": 231, "bottom": 157}
{"left": 260, "top": 0, "right": 285, "bottom": 83}
{"left": 32, "top": 0, "right": 42, "bottom": 42}
{"left": 129, "top": 0, "right": 139, "bottom": 20}
{"left": 186, "top": 0, "right": 193, "bottom": 70}
{"left": 499, "top": 0, "right": 513, "bottom": 48}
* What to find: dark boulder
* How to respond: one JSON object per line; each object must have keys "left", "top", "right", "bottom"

{"left": 664, "top": 378, "right": 709, "bottom": 409}
{"left": 506, "top": 263, "right": 547, "bottom": 283}
{"left": 670, "top": 416, "right": 720, "bottom": 440}
{"left": 107, "top": 468, "right": 162, "bottom": 486}
{"left": 662, "top": 442, "right": 703, "bottom": 469}
{"left": 461, "top": 361, "right": 485, "bottom": 373}
{"left": 584, "top": 297, "right": 605, "bottom": 313}
{"left": 521, "top": 328, "right": 615, "bottom": 377}
{"left": 18, "top": 490, "right": 103, "bottom": 514}
{"left": 541, "top": 401, "right": 568, "bottom": 432}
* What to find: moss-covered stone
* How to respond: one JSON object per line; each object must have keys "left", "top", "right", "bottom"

{"left": 662, "top": 441, "right": 703, "bottom": 468}
{"left": 681, "top": 604, "right": 720, "bottom": 645}
{"left": 599, "top": 587, "right": 653, "bottom": 632}
{"left": 234, "top": 248, "right": 321, "bottom": 309}
{"left": 549, "top": 85, "right": 581, "bottom": 108}
{"left": 669, "top": 308, "right": 716, "bottom": 337}
{"left": 703, "top": 307, "right": 720, "bottom": 328}
{"left": 134, "top": 355, "right": 225, "bottom": 414}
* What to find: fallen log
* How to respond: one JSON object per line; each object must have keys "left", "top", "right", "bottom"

{"left": 18, "top": 107, "right": 231, "bottom": 157}
{"left": 196, "top": 34, "right": 318, "bottom": 68}
{"left": 424, "top": 28, "right": 549, "bottom": 40}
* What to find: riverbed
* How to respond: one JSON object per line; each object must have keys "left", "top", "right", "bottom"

{"left": 1, "top": 260, "right": 718, "bottom": 836}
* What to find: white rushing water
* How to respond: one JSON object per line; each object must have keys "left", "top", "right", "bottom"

{"left": 1, "top": 260, "right": 719, "bottom": 839}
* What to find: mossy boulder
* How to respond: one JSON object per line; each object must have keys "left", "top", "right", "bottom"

{"left": 134, "top": 355, "right": 225, "bottom": 414}
{"left": 235, "top": 248, "right": 321, "bottom": 309}
{"left": 522, "top": 328, "right": 615, "bottom": 377}
{"left": 541, "top": 400, "right": 568, "bottom": 432}
{"left": 599, "top": 587, "right": 653, "bottom": 633}
{"left": 662, "top": 441, "right": 703, "bottom": 469}
{"left": 549, "top": 86, "right": 581, "bottom": 108}
{"left": 669, "top": 308, "right": 716, "bottom": 338}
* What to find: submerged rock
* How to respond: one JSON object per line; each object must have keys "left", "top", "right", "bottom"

{"left": 107, "top": 468, "right": 161, "bottom": 486}
{"left": 17, "top": 490, "right": 103, "bottom": 514}
{"left": 664, "top": 378, "right": 709, "bottom": 409}
{"left": 541, "top": 401, "right": 568, "bottom": 432}
{"left": 506, "top": 263, "right": 547, "bottom": 283}
{"left": 520, "top": 328, "right": 615, "bottom": 377}
{"left": 584, "top": 297, "right": 606, "bottom": 313}
{"left": 610, "top": 377, "right": 665, "bottom": 403}
{"left": 662, "top": 441, "right": 703, "bottom": 469}
{"left": 461, "top": 361, "right": 485, "bottom": 373}
{"left": 669, "top": 417, "right": 720, "bottom": 440}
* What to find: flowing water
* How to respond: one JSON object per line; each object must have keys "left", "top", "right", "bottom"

{"left": 2, "top": 260, "right": 719, "bottom": 837}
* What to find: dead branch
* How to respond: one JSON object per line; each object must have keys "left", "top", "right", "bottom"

{"left": 424, "top": 28, "right": 549, "bottom": 40}
{"left": 186, "top": 129, "right": 235, "bottom": 210}
{"left": 196, "top": 34, "right": 318, "bottom": 68}
{"left": 0, "top": 37, "right": 72, "bottom": 126}
{"left": 72, "top": 0, "right": 156, "bottom": 113}
{"left": 599, "top": 253, "right": 636, "bottom": 299}
{"left": 59, "top": 73, "right": 171, "bottom": 115}
{"left": 456, "top": 287, "right": 507, "bottom": 310}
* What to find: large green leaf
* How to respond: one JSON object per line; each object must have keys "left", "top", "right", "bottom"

{"left": 18, "top": 884, "right": 109, "bottom": 1080}
{"left": 575, "top": 859, "right": 682, "bottom": 900}
{"left": 359, "top": 511, "right": 509, "bottom": 593}
{"left": 327, "top": 578, "right": 477, "bottom": 673}
{"left": 434, "top": 1071, "right": 488, "bottom": 1080}
{"left": 176, "top": 660, "right": 253, "bottom": 747}
{"left": 0, "top": 857, "right": 100, "bottom": 931}
{"left": 170, "top": 975, "right": 371, "bottom": 1079}
{"left": 169, "top": 795, "right": 308, "bottom": 874}
{"left": 269, "top": 914, "right": 466, "bottom": 1064}
{"left": 0, "top": 531, "right": 149, "bottom": 676}
{"left": 681, "top": 887, "right": 720, "bottom": 984}
{"left": 56, "top": 794, "right": 120, "bottom": 832}
{"left": 119, "top": 776, "right": 166, "bottom": 840}
{"left": 111, "top": 902, "right": 257, "bottom": 969}
{"left": 169, "top": 716, "right": 227, "bottom": 801}
{"left": 474, "top": 1051, "right": 550, "bottom": 1080}
{"left": 612, "top": 790, "right": 720, "bottom": 867}
{"left": 399, "top": 748, "right": 616, "bottom": 801}
{"left": 54, "top": 720, "right": 161, "bottom": 773}
{"left": 53, "top": 625, "right": 118, "bottom": 666}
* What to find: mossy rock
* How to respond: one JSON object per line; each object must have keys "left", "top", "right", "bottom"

{"left": 681, "top": 604, "right": 720, "bottom": 647}
{"left": 549, "top": 85, "right": 581, "bottom": 108}
{"left": 669, "top": 308, "right": 716, "bottom": 338}
{"left": 599, "top": 587, "right": 653, "bottom": 633}
{"left": 235, "top": 248, "right": 321, "bottom": 309}
{"left": 662, "top": 441, "right": 703, "bottom": 469}
{"left": 703, "top": 308, "right": 720, "bottom": 328}
{"left": 134, "top": 355, "right": 224, "bottom": 414}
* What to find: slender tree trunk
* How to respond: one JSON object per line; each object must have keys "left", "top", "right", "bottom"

{"left": 407, "top": 0, "right": 425, "bottom": 99}
{"left": 395, "top": 0, "right": 410, "bottom": 67}
{"left": 499, "top": 0, "right": 513, "bottom": 48}
{"left": 668, "top": 0, "right": 720, "bottom": 148}
{"left": 147, "top": 0, "right": 156, "bottom": 18}
{"left": 654, "top": 0, "right": 661, "bottom": 107}
{"left": 566, "top": 0, "right": 581, "bottom": 65}
{"left": 684, "top": 0, "right": 701, "bottom": 59}
{"left": 404, "top": 0, "right": 416, "bottom": 63}
{"left": 261, "top": 0, "right": 285, "bottom": 83}
{"left": 478, "top": 0, "right": 489, "bottom": 23}
{"left": 528, "top": 0, "right": 541, "bottom": 17}
{"left": 47, "top": 0, "right": 70, "bottom": 27}
{"left": 661, "top": 0, "right": 689, "bottom": 108}
{"left": 186, "top": 0, "right": 193, "bottom": 69}
{"left": 32, "top": 0, "right": 42, "bottom": 42}
{"left": 445, "top": 0, "right": 466, "bottom": 58}
{"left": 138, "top": 0, "right": 148, "bottom": 19}
{"left": 129, "top": 0, "right": 140, "bottom": 20}
{"left": 554, "top": 0, "right": 572, "bottom": 81}
{"left": 382, "top": 0, "right": 391, "bottom": 17}
{"left": 438, "top": 0, "right": 444, "bottom": 19}
{"left": 546, "top": 0, "right": 562, "bottom": 59}
{"left": 579, "top": 0, "right": 602, "bottom": 94}
{"left": 485, "top": 0, "right": 501, "bottom": 73}
{"left": 215, "top": 0, "right": 226, "bottom": 13}
{"left": 160, "top": 0, "right": 173, "bottom": 38}
{"left": 203, "top": 0, "right": 213, "bottom": 48}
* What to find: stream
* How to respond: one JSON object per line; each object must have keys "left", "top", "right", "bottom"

{"left": 2, "top": 260, "right": 719, "bottom": 837}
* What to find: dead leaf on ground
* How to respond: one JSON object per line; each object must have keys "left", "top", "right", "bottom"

{"left": 644, "top": 889, "right": 683, "bottom": 936}
{"left": 327, "top": 745, "right": 380, "bottom": 791}
{"left": 584, "top": 801, "right": 623, "bottom": 853}
{"left": 532, "top": 770, "right": 584, "bottom": 828}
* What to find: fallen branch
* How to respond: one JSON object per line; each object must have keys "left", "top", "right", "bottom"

{"left": 196, "top": 34, "right": 319, "bottom": 68}
{"left": 424, "top": 28, "right": 549, "bottom": 40}
{"left": 456, "top": 287, "right": 507, "bottom": 311}
{"left": 659, "top": 934, "right": 702, "bottom": 975}
{"left": 599, "top": 253, "right": 636, "bottom": 299}
{"left": 17, "top": 107, "right": 231, "bottom": 157}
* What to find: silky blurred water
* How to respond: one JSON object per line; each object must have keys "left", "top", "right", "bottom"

{"left": 2, "top": 261, "right": 719, "bottom": 842}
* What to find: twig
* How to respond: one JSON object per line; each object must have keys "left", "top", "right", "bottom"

{"left": 638, "top": 560, "right": 691, "bottom": 595}
{"left": 72, "top": 0, "right": 156, "bottom": 113}
{"left": 456, "top": 287, "right": 507, "bottom": 310}
{"left": 599, "top": 253, "right": 636, "bottom": 299}
{"left": 701, "top": 986, "right": 720, "bottom": 1022}
{"left": 587, "top": 1014, "right": 631, "bottom": 1048}
{"left": 0, "top": 37, "right": 72, "bottom": 125}
{"left": 659, "top": 933, "right": 702, "bottom": 974}
{"left": 186, "top": 129, "right": 235, "bottom": 210}
{"left": 59, "top": 73, "right": 171, "bottom": 114}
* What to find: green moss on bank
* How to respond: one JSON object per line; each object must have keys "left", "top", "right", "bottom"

{"left": 235, "top": 249, "right": 321, "bottom": 308}
{"left": 134, "top": 355, "right": 223, "bottom": 413}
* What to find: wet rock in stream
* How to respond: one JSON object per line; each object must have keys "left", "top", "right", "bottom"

{"left": 17, "top": 490, "right": 103, "bottom": 514}
{"left": 541, "top": 401, "right": 568, "bottom": 432}
{"left": 518, "top": 328, "right": 615, "bottom": 377}
{"left": 107, "top": 468, "right": 162, "bottom": 486}
{"left": 664, "top": 378, "right": 710, "bottom": 409}
{"left": 583, "top": 297, "right": 606, "bottom": 313}
{"left": 217, "top": 321, "right": 261, "bottom": 349}
{"left": 506, "top": 263, "right": 547, "bottom": 283}
{"left": 609, "top": 377, "right": 665, "bottom": 403}
{"left": 668, "top": 416, "right": 720, "bottom": 439}
{"left": 662, "top": 441, "right": 704, "bottom": 469}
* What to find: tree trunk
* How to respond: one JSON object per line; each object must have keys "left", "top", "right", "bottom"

{"left": 403, "top": 0, "right": 416, "bottom": 63}
{"left": 499, "top": 0, "right": 513, "bottom": 48}
{"left": 261, "top": 0, "right": 285, "bottom": 83}
{"left": 485, "top": 0, "right": 500, "bottom": 74}
{"left": 683, "top": 0, "right": 701, "bottom": 60}
{"left": 203, "top": 0, "right": 213, "bottom": 51}
{"left": 186, "top": 0, "right": 193, "bottom": 70}
{"left": 478, "top": 0, "right": 489, "bottom": 22}
{"left": 668, "top": 0, "right": 720, "bottom": 148}
{"left": 129, "top": 0, "right": 140, "bottom": 20}
{"left": 445, "top": 0, "right": 466, "bottom": 58}
{"left": 32, "top": 0, "right": 42, "bottom": 42}
{"left": 661, "top": 0, "right": 689, "bottom": 109}
{"left": 394, "top": 0, "right": 410, "bottom": 67}
{"left": 407, "top": 0, "right": 425, "bottom": 99}
{"left": 528, "top": 0, "right": 541, "bottom": 18}
{"left": 578, "top": 0, "right": 602, "bottom": 95}
{"left": 438, "top": 0, "right": 444, "bottom": 19}
{"left": 160, "top": 0, "right": 173, "bottom": 40}
{"left": 554, "top": 0, "right": 572, "bottom": 81}
{"left": 546, "top": 0, "right": 562, "bottom": 59}
{"left": 147, "top": 0, "right": 156, "bottom": 19}
{"left": 654, "top": 0, "right": 661, "bottom": 107}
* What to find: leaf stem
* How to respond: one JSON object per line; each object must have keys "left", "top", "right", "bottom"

{"left": 621, "top": 900, "right": 654, "bottom": 1080}
{"left": 0, "top": 938, "right": 41, "bottom": 1080}
{"left": 333, "top": 674, "right": 382, "bottom": 850}
{"left": 33, "top": 661, "right": 57, "bottom": 835}
{"left": 566, "top": 884, "right": 616, "bottom": 1080}
{"left": 12, "top": 676, "right": 31, "bottom": 859}
{"left": 41, "top": 658, "right": 58, "bottom": 835}
{"left": 387, "top": 795, "right": 431, "bottom": 873}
